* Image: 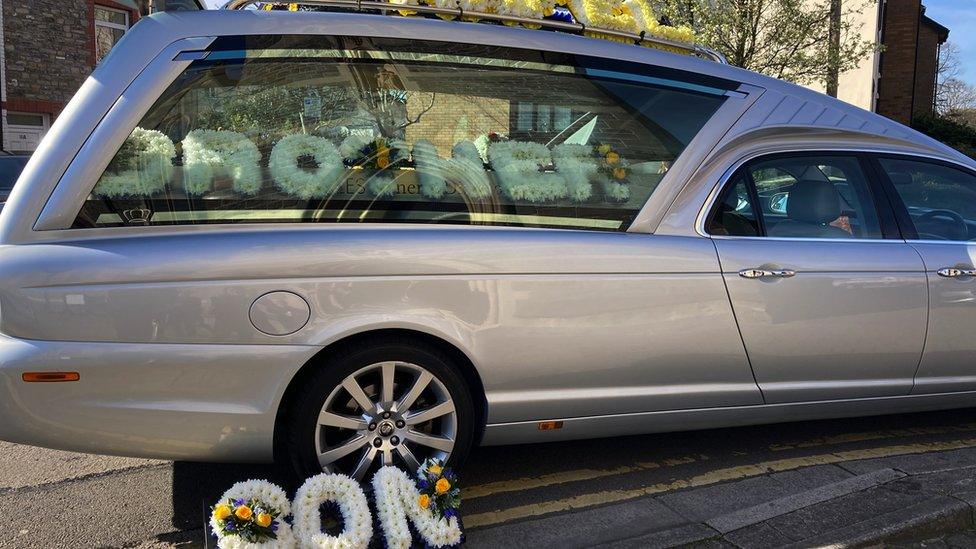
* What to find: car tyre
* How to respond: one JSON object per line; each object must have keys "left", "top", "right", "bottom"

{"left": 284, "top": 336, "right": 475, "bottom": 483}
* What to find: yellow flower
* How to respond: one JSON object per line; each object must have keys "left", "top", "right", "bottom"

{"left": 255, "top": 513, "right": 273, "bottom": 528}
{"left": 597, "top": 144, "right": 612, "bottom": 155}
{"left": 418, "top": 494, "right": 431, "bottom": 509}
{"left": 377, "top": 154, "right": 391, "bottom": 169}
{"left": 235, "top": 504, "right": 253, "bottom": 521}
{"left": 613, "top": 167, "right": 627, "bottom": 180}
{"left": 435, "top": 477, "right": 451, "bottom": 495}
{"left": 605, "top": 151, "right": 620, "bottom": 165}
{"left": 428, "top": 464, "right": 443, "bottom": 476}
{"left": 213, "top": 504, "right": 232, "bottom": 521}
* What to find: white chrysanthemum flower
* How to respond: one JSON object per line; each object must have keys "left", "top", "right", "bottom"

{"left": 292, "top": 473, "right": 373, "bottom": 549}
{"left": 93, "top": 127, "right": 176, "bottom": 198}
{"left": 372, "top": 466, "right": 462, "bottom": 549}
{"left": 338, "top": 134, "right": 373, "bottom": 160}
{"left": 181, "top": 129, "right": 263, "bottom": 196}
{"left": 269, "top": 134, "right": 345, "bottom": 199}
{"left": 212, "top": 480, "right": 294, "bottom": 549}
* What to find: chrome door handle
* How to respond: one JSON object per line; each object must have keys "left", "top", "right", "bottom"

{"left": 739, "top": 268, "right": 796, "bottom": 279}
{"left": 937, "top": 267, "right": 976, "bottom": 278}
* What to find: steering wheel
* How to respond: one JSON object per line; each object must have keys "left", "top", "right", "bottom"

{"left": 916, "top": 209, "right": 969, "bottom": 240}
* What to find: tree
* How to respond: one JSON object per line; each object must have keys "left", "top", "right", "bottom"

{"left": 935, "top": 42, "right": 976, "bottom": 116}
{"left": 658, "top": 0, "right": 877, "bottom": 88}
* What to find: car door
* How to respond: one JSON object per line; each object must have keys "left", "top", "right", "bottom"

{"left": 873, "top": 156, "right": 976, "bottom": 394}
{"left": 706, "top": 153, "right": 928, "bottom": 404}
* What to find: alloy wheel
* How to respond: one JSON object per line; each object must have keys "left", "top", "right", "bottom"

{"left": 314, "top": 361, "right": 457, "bottom": 480}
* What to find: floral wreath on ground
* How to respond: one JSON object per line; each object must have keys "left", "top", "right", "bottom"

{"left": 269, "top": 134, "right": 345, "bottom": 199}
{"left": 210, "top": 479, "right": 294, "bottom": 549}
{"left": 292, "top": 473, "right": 373, "bottom": 549}
{"left": 373, "top": 462, "right": 463, "bottom": 549}
{"left": 182, "top": 129, "right": 263, "bottom": 196}
{"left": 92, "top": 127, "right": 175, "bottom": 198}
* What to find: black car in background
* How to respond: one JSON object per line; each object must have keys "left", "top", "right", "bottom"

{"left": 0, "top": 153, "right": 29, "bottom": 211}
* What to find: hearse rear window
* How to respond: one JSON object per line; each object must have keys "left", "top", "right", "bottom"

{"left": 73, "top": 37, "right": 731, "bottom": 231}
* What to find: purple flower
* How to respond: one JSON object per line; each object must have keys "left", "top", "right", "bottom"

{"left": 418, "top": 479, "right": 428, "bottom": 489}
{"left": 234, "top": 498, "right": 244, "bottom": 507}
{"left": 271, "top": 521, "right": 279, "bottom": 532}
{"left": 444, "top": 508, "right": 457, "bottom": 519}
{"left": 224, "top": 522, "right": 235, "bottom": 532}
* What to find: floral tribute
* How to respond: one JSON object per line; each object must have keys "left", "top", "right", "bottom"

{"left": 211, "top": 465, "right": 464, "bottom": 549}
{"left": 269, "top": 134, "right": 345, "bottom": 199}
{"left": 182, "top": 129, "right": 263, "bottom": 196}
{"left": 292, "top": 473, "right": 373, "bottom": 549}
{"left": 594, "top": 142, "right": 631, "bottom": 201}
{"left": 380, "top": 0, "right": 696, "bottom": 53}
{"left": 373, "top": 465, "right": 463, "bottom": 549}
{"left": 210, "top": 480, "right": 295, "bottom": 549}
{"left": 340, "top": 135, "right": 410, "bottom": 197}
{"left": 93, "top": 127, "right": 175, "bottom": 198}
{"left": 415, "top": 459, "right": 461, "bottom": 522}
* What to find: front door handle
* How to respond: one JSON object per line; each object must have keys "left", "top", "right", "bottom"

{"left": 738, "top": 268, "right": 796, "bottom": 279}
{"left": 937, "top": 267, "right": 976, "bottom": 278}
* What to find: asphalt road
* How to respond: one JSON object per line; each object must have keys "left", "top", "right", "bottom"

{"left": 7, "top": 407, "right": 976, "bottom": 548}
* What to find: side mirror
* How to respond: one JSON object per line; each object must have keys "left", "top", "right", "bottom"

{"left": 769, "top": 192, "right": 789, "bottom": 214}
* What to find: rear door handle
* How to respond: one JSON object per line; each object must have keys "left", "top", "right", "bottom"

{"left": 937, "top": 267, "right": 976, "bottom": 278}
{"left": 738, "top": 268, "right": 796, "bottom": 279}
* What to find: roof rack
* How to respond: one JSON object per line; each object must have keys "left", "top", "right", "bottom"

{"left": 220, "top": 0, "right": 727, "bottom": 63}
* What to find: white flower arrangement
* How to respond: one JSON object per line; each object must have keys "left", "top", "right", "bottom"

{"left": 182, "top": 130, "right": 263, "bottom": 196}
{"left": 489, "top": 141, "right": 568, "bottom": 203}
{"left": 552, "top": 143, "right": 599, "bottom": 202}
{"left": 338, "top": 134, "right": 372, "bottom": 160}
{"left": 372, "top": 466, "right": 462, "bottom": 549}
{"left": 93, "top": 127, "right": 175, "bottom": 198}
{"left": 292, "top": 473, "right": 373, "bottom": 549}
{"left": 210, "top": 479, "right": 295, "bottom": 549}
{"left": 602, "top": 178, "right": 631, "bottom": 201}
{"left": 269, "top": 134, "right": 345, "bottom": 199}
{"left": 447, "top": 141, "right": 492, "bottom": 200}
{"left": 412, "top": 140, "right": 449, "bottom": 200}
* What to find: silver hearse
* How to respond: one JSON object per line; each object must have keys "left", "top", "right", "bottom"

{"left": 1, "top": 2, "right": 976, "bottom": 481}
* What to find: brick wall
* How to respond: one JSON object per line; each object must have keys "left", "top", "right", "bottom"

{"left": 876, "top": 0, "right": 921, "bottom": 125}
{"left": 876, "top": 2, "right": 948, "bottom": 125}
{"left": 914, "top": 17, "right": 947, "bottom": 117}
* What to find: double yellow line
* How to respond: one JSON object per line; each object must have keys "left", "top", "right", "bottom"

{"left": 462, "top": 425, "right": 976, "bottom": 529}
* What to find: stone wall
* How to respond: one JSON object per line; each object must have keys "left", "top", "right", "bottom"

{"left": 2, "top": 0, "right": 92, "bottom": 114}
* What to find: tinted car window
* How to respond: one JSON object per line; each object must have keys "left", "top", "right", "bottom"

{"left": 707, "top": 175, "right": 759, "bottom": 237}
{"left": 708, "top": 155, "right": 883, "bottom": 239}
{"left": 878, "top": 158, "right": 976, "bottom": 241}
{"left": 0, "top": 156, "right": 29, "bottom": 194}
{"left": 73, "top": 37, "right": 731, "bottom": 230}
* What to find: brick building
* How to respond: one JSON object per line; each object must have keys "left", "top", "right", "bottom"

{"left": 806, "top": 1, "right": 949, "bottom": 125}
{"left": 0, "top": 0, "right": 140, "bottom": 153}
{"left": 875, "top": 3, "right": 949, "bottom": 125}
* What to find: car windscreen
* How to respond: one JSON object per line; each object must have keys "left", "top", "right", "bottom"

{"left": 75, "top": 36, "right": 735, "bottom": 231}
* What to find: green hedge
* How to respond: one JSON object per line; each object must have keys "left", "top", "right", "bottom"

{"left": 912, "top": 114, "right": 976, "bottom": 159}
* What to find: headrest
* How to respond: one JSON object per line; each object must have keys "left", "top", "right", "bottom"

{"left": 787, "top": 179, "right": 841, "bottom": 224}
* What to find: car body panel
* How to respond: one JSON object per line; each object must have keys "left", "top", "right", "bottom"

{"left": 0, "top": 230, "right": 761, "bottom": 426}
{"left": 2, "top": 10, "right": 976, "bottom": 462}
{"left": 713, "top": 238, "right": 927, "bottom": 402}
{"left": 908, "top": 241, "right": 976, "bottom": 394}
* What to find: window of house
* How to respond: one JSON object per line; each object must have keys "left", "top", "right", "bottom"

{"left": 73, "top": 37, "right": 735, "bottom": 231}
{"left": 94, "top": 6, "right": 129, "bottom": 63}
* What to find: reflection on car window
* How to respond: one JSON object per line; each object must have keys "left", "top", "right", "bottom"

{"left": 73, "top": 37, "right": 732, "bottom": 231}
{"left": 707, "top": 155, "right": 883, "bottom": 239}
{"left": 878, "top": 158, "right": 976, "bottom": 241}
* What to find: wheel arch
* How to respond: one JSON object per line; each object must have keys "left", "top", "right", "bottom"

{"left": 272, "top": 328, "right": 489, "bottom": 463}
